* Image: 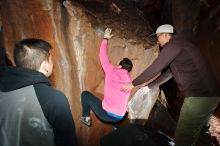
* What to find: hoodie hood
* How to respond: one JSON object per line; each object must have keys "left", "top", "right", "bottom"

{"left": 0, "top": 66, "right": 50, "bottom": 92}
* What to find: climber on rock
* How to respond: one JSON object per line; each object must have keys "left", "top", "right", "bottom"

{"left": 80, "top": 28, "right": 133, "bottom": 129}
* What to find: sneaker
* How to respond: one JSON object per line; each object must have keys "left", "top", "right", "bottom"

{"left": 80, "top": 117, "right": 91, "bottom": 127}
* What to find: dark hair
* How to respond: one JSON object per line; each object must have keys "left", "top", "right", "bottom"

{"left": 14, "top": 38, "right": 51, "bottom": 70}
{"left": 119, "top": 58, "right": 133, "bottom": 72}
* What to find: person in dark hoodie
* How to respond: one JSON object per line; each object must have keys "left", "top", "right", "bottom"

{"left": 0, "top": 38, "right": 77, "bottom": 146}
{"left": 122, "top": 24, "right": 220, "bottom": 146}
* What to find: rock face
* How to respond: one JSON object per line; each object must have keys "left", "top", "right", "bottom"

{"left": 0, "top": 0, "right": 160, "bottom": 145}
{"left": 1, "top": 0, "right": 220, "bottom": 145}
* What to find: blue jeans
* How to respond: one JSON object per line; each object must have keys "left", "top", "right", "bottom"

{"left": 81, "top": 91, "right": 122, "bottom": 123}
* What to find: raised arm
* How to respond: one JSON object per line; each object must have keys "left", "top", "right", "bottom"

{"left": 99, "top": 28, "right": 114, "bottom": 73}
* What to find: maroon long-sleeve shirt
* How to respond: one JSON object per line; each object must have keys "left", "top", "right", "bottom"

{"left": 133, "top": 35, "right": 220, "bottom": 97}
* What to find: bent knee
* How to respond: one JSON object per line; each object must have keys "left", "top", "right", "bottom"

{"left": 81, "top": 91, "right": 90, "bottom": 99}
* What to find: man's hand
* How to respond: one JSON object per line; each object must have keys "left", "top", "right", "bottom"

{"left": 139, "top": 86, "right": 150, "bottom": 95}
{"left": 104, "top": 28, "right": 113, "bottom": 40}
{"left": 121, "top": 83, "right": 134, "bottom": 92}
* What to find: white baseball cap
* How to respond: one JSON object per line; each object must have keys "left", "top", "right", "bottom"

{"left": 155, "top": 24, "right": 174, "bottom": 34}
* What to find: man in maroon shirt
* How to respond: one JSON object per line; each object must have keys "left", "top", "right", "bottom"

{"left": 122, "top": 24, "right": 220, "bottom": 146}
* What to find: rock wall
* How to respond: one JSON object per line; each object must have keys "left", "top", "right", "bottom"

{"left": 0, "top": 0, "right": 159, "bottom": 145}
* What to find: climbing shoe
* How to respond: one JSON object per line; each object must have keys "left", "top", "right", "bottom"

{"left": 80, "top": 117, "right": 92, "bottom": 127}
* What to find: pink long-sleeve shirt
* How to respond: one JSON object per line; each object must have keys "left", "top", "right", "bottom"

{"left": 99, "top": 39, "right": 132, "bottom": 116}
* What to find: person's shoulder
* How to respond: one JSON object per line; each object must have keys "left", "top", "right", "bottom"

{"left": 35, "top": 83, "right": 64, "bottom": 93}
{"left": 34, "top": 83, "right": 68, "bottom": 102}
{"left": 166, "top": 35, "right": 187, "bottom": 48}
{"left": 172, "top": 34, "right": 193, "bottom": 43}
{"left": 112, "top": 68, "right": 132, "bottom": 81}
